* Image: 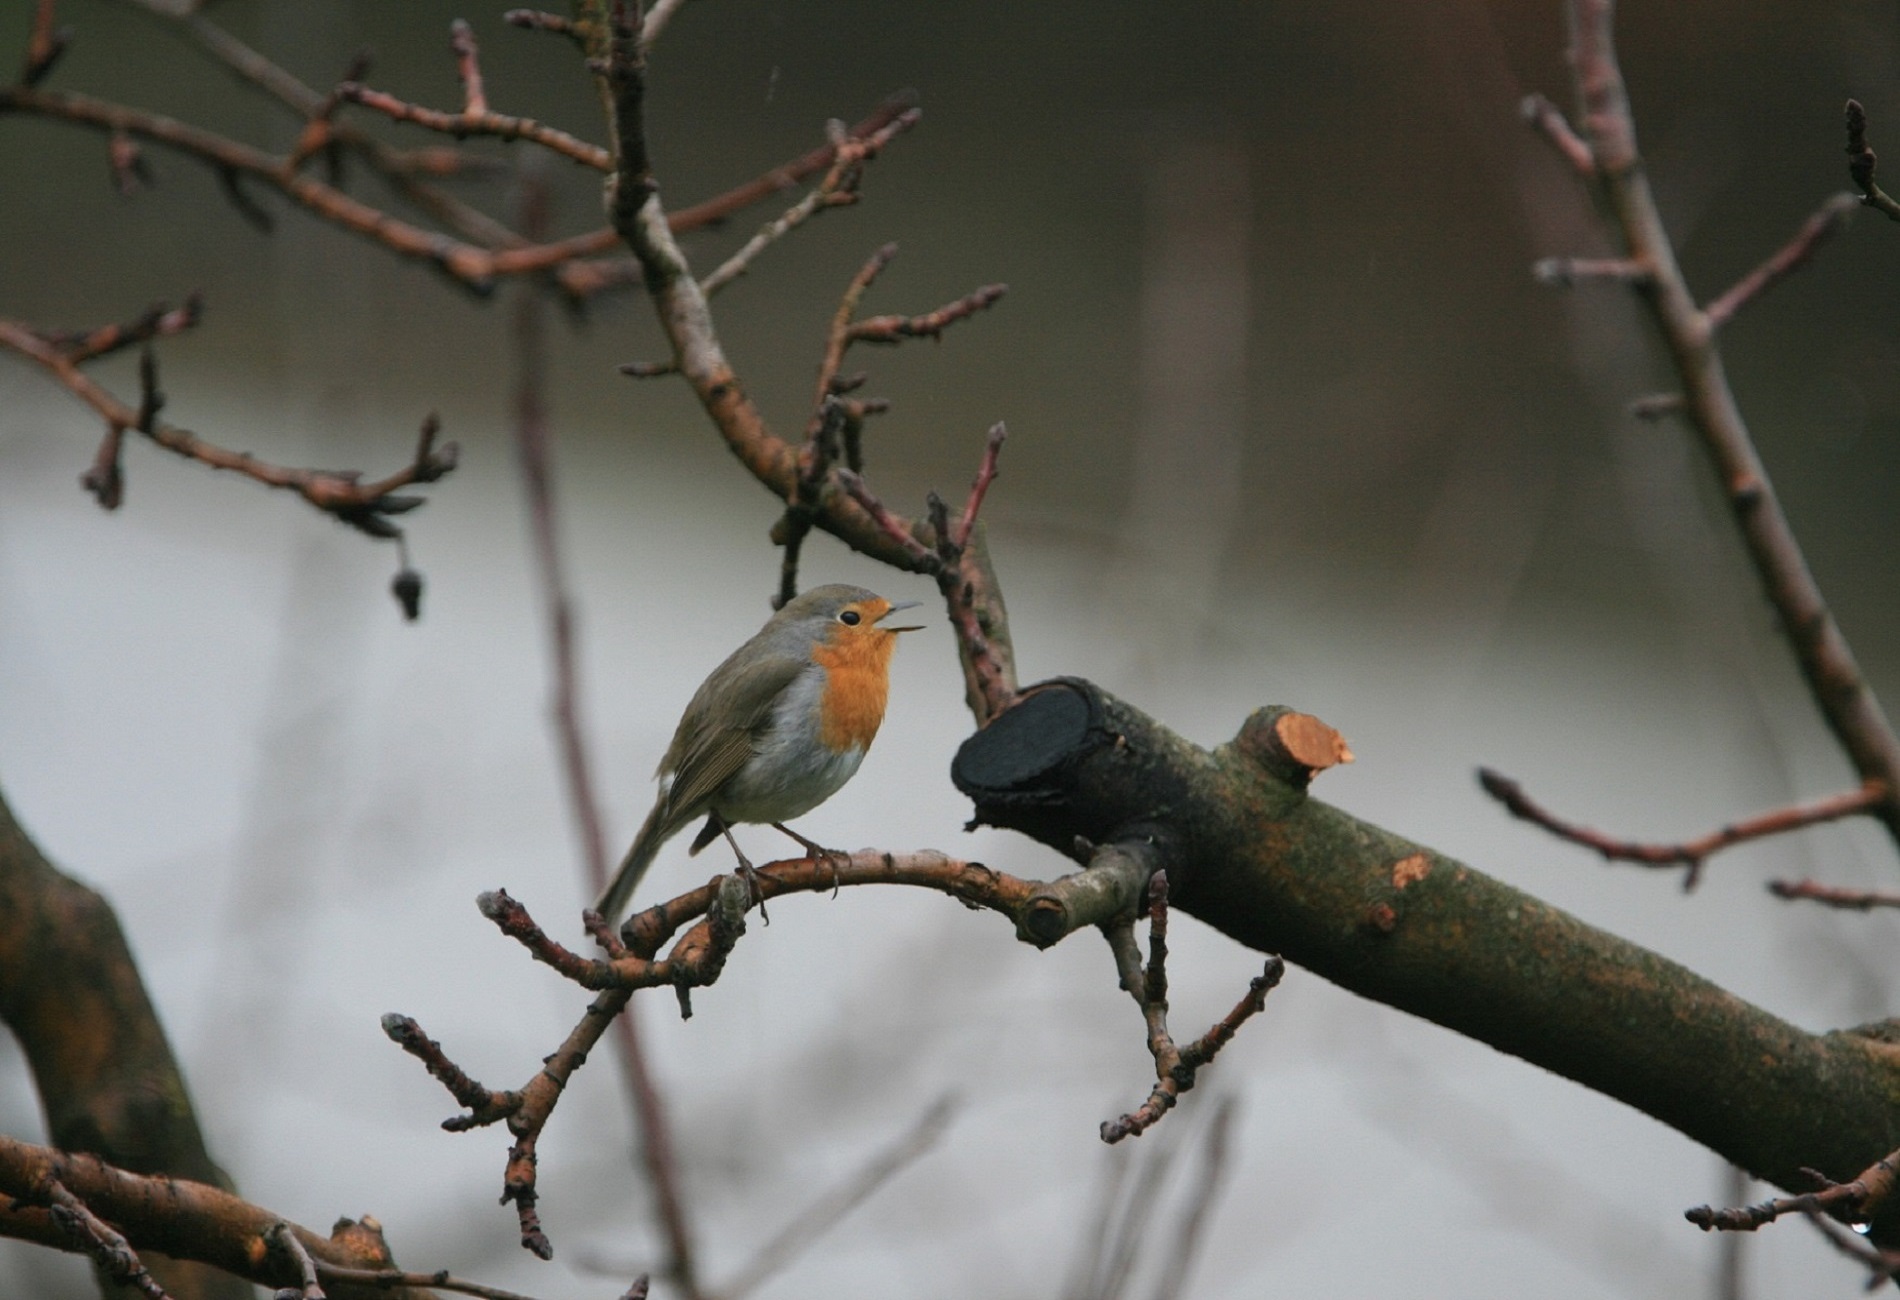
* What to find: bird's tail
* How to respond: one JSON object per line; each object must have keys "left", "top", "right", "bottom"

{"left": 596, "top": 800, "right": 672, "bottom": 924}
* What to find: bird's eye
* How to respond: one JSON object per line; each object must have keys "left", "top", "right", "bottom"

{"left": 838, "top": 609, "right": 862, "bottom": 626}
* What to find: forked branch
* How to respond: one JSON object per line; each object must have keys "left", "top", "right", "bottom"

{"left": 1686, "top": 1146, "right": 1898, "bottom": 1232}
{"left": 1099, "top": 873, "right": 1285, "bottom": 1143}
{"left": 1531, "top": 0, "right": 1900, "bottom": 855}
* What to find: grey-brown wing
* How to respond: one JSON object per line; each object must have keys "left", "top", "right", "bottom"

{"left": 657, "top": 650, "right": 804, "bottom": 821}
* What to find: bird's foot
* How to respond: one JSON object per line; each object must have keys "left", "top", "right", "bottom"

{"left": 719, "top": 825, "right": 770, "bottom": 924}
{"left": 771, "top": 822, "right": 848, "bottom": 897}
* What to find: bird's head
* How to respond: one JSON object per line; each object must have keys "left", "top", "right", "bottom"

{"left": 781, "top": 583, "right": 924, "bottom": 648}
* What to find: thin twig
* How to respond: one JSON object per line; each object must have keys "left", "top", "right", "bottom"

{"left": 1478, "top": 769, "right": 1887, "bottom": 890}
{"left": 0, "top": 79, "right": 916, "bottom": 298}
{"left": 0, "top": 319, "right": 455, "bottom": 539}
{"left": 20, "top": 0, "right": 71, "bottom": 87}
{"left": 1805, "top": 1212, "right": 1900, "bottom": 1288}
{"left": 701, "top": 109, "right": 922, "bottom": 295}
{"left": 1846, "top": 99, "right": 1900, "bottom": 221}
{"left": 772, "top": 398, "right": 849, "bottom": 608}
{"left": 340, "top": 82, "right": 610, "bottom": 171}
{"left": 639, "top": 0, "right": 692, "bottom": 50}
{"left": 954, "top": 423, "right": 1006, "bottom": 551}
{"left": 449, "top": 19, "right": 487, "bottom": 115}
{"left": 836, "top": 471, "right": 939, "bottom": 568}
{"left": 379, "top": 1014, "right": 522, "bottom": 1129}
{"left": 1703, "top": 193, "right": 1858, "bottom": 329}
{"left": 1532, "top": 255, "right": 1650, "bottom": 286}
{"left": 1100, "top": 874, "right": 1284, "bottom": 1143}
{"left": 266, "top": 1221, "right": 323, "bottom": 1299}
{"left": 38, "top": 295, "right": 202, "bottom": 364}
{"left": 1685, "top": 1147, "right": 1898, "bottom": 1231}
{"left": 1767, "top": 879, "right": 1900, "bottom": 911}
{"left": 846, "top": 283, "right": 1009, "bottom": 345}
{"left": 392, "top": 856, "right": 1028, "bottom": 1259}
{"left": 43, "top": 1177, "right": 171, "bottom": 1300}
{"left": 1519, "top": 92, "right": 1596, "bottom": 177}
{"left": 667, "top": 92, "right": 921, "bottom": 232}
{"left": 314, "top": 1260, "right": 554, "bottom": 1300}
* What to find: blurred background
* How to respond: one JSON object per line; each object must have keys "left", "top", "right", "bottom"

{"left": 3, "top": 0, "right": 1900, "bottom": 1295}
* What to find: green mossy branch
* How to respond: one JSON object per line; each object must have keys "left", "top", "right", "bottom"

{"left": 953, "top": 680, "right": 1900, "bottom": 1241}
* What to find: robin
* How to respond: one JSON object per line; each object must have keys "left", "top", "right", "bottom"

{"left": 595, "top": 583, "right": 923, "bottom": 922}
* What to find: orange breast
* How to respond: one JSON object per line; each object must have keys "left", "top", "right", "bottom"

{"left": 811, "top": 628, "right": 897, "bottom": 753}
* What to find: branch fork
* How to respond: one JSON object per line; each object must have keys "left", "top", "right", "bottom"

{"left": 1100, "top": 872, "right": 1285, "bottom": 1143}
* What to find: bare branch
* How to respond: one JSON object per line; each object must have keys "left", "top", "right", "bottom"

{"left": 1519, "top": 92, "right": 1596, "bottom": 176}
{"left": 1532, "top": 255, "right": 1650, "bottom": 287}
{"left": 0, "top": 320, "right": 456, "bottom": 560}
{"left": 20, "top": 0, "right": 71, "bottom": 88}
{"left": 339, "top": 81, "right": 611, "bottom": 171}
{"left": 43, "top": 1176, "right": 173, "bottom": 1300}
{"left": 1685, "top": 1147, "right": 1898, "bottom": 1231}
{"left": 1767, "top": 879, "right": 1900, "bottom": 911}
{"left": 1806, "top": 1212, "right": 1900, "bottom": 1288}
{"left": 37, "top": 294, "right": 203, "bottom": 363}
{"left": 266, "top": 1222, "right": 323, "bottom": 1300}
{"left": 701, "top": 109, "right": 923, "bottom": 295}
{"left": 1846, "top": 99, "right": 1900, "bottom": 221}
{"left": 1478, "top": 769, "right": 1886, "bottom": 890}
{"left": 833, "top": 470, "right": 936, "bottom": 567}
{"left": 1556, "top": 0, "right": 1900, "bottom": 849}
{"left": 391, "top": 856, "right": 1028, "bottom": 1259}
{"left": 846, "top": 282, "right": 1009, "bottom": 345}
{"left": 1703, "top": 194, "right": 1858, "bottom": 330}
{"left": 1100, "top": 873, "right": 1285, "bottom": 1144}
{"left": 954, "top": 423, "right": 1006, "bottom": 552}
{"left": 639, "top": 0, "right": 692, "bottom": 50}
{"left": 1627, "top": 392, "right": 1684, "bottom": 421}
{"left": 0, "top": 1135, "right": 439, "bottom": 1299}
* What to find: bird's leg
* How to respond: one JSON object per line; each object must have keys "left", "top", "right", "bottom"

{"left": 718, "top": 823, "right": 769, "bottom": 923}
{"left": 770, "top": 822, "right": 846, "bottom": 897}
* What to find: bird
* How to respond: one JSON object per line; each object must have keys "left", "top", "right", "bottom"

{"left": 595, "top": 583, "right": 923, "bottom": 923}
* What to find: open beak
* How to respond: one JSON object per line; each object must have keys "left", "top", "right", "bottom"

{"left": 878, "top": 600, "right": 925, "bottom": 633}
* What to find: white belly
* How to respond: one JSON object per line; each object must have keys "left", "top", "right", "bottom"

{"left": 712, "top": 667, "right": 866, "bottom": 824}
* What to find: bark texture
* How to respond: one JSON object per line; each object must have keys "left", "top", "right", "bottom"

{"left": 0, "top": 788, "right": 250, "bottom": 1300}
{"left": 954, "top": 680, "right": 1900, "bottom": 1241}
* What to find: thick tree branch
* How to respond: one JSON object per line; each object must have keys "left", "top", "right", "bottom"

{"left": 0, "top": 789, "right": 249, "bottom": 1300}
{"left": 950, "top": 678, "right": 1900, "bottom": 1247}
